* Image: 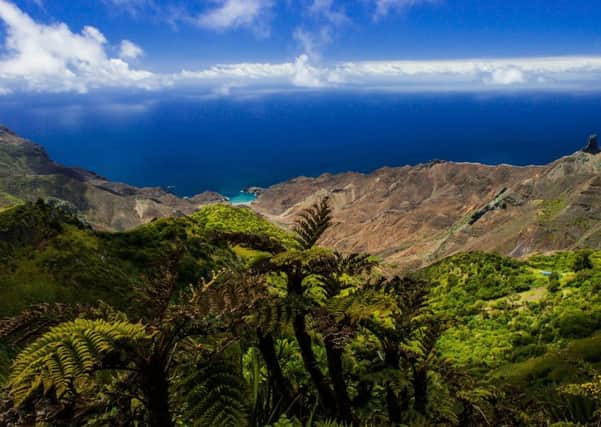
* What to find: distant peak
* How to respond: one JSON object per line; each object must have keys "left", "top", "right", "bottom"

{"left": 582, "top": 134, "right": 600, "bottom": 154}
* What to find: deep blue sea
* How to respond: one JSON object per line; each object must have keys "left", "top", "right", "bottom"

{"left": 1, "top": 92, "right": 600, "bottom": 197}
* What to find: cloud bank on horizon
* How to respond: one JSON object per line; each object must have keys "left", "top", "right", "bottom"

{"left": 0, "top": 0, "right": 601, "bottom": 95}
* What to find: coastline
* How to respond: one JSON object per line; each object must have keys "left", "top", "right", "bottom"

{"left": 228, "top": 191, "right": 257, "bottom": 206}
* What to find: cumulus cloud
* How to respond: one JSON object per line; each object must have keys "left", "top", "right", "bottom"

{"left": 1, "top": 1, "right": 601, "bottom": 95}
{"left": 119, "top": 40, "right": 144, "bottom": 59}
{"left": 374, "top": 0, "right": 439, "bottom": 19}
{"left": 196, "top": 0, "right": 272, "bottom": 35}
{"left": 487, "top": 68, "right": 525, "bottom": 85}
{"left": 0, "top": 0, "right": 163, "bottom": 93}
{"left": 291, "top": 54, "right": 324, "bottom": 87}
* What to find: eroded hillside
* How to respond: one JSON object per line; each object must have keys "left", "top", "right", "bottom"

{"left": 0, "top": 126, "right": 225, "bottom": 230}
{"left": 253, "top": 137, "right": 601, "bottom": 270}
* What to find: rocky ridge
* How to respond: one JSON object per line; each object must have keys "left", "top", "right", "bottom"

{"left": 0, "top": 126, "right": 226, "bottom": 230}
{"left": 3, "top": 125, "right": 601, "bottom": 271}
{"left": 251, "top": 136, "right": 601, "bottom": 271}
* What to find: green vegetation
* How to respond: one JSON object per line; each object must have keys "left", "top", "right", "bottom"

{"left": 415, "top": 248, "right": 601, "bottom": 424}
{"left": 420, "top": 250, "right": 601, "bottom": 369}
{"left": 537, "top": 198, "right": 568, "bottom": 223}
{"left": 2, "top": 199, "right": 601, "bottom": 425}
{"left": 190, "top": 203, "right": 298, "bottom": 249}
{"left": 0, "top": 201, "right": 294, "bottom": 318}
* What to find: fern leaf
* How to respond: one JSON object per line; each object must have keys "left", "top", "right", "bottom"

{"left": 8, "top": 318, "right": 149, "bottom": 406}
{"left": 294, "top": 198, "right": 332, "bottom": 249}
{"left": 178, "top": 355, "right": 248, "bottom": 427}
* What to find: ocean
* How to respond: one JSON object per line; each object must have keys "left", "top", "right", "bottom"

{"left": 1, "top": 91, "right": 600, "bottom": 197}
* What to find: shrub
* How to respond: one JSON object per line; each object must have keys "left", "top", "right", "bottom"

{"left": 557, "top": 312, "right": 600, "bottom": 339}
{"left": 549, "top": 272, "right": 561, "bottom": 293}
{"left": 573, "top": 251, "right": 593, "bottom": 272}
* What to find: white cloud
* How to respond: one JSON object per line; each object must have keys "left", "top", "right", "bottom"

{"left": 196, "top": 0, "right": 272, "bottom": 34}
{"left": 291, "top": 54, "right": 324, "bottom": 87}
{"left": 309, "top": 0, "right": 349, "bottom": 26}
{"left": 1, "top": 1, "right": 601, "bottom": 95}
{"left": 374, "top": 0, "right": 439, "bottom": 19}
{"left": 119, "top": 40, "right": 144, "bottom": 60}
{"left": 180, "top": 62, "right": 293, "bottom": 81}
{"left": 82, "top": 26, "right": 107, "bottom": 44}
{"left": 487, "top": 68, "right": 525, "bottom": 85}
{"left": 294, "top": 27, "right": 332, "bottom": 60}
{"left": 296, "top": 0, "right": 349, "bottom": 63}
{"left": 179, "top": 54, "right": 326, "bottom": 90}
{"left": 177, "top": 56, "right": 601, "bottom": 93}
{"left": 327, "top": 57, "right": 601, "bottom": 89}
{"left": 0, "top": 0, "right": 164, "bottom": 92}
{"left": 102, "top": 0, "right": 152, "bottom": 16}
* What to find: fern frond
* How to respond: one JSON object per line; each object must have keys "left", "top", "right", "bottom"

{"left": 294, "top": 197, "right": 332, "bottom": 250}
{"left": 315, "top": 419, "right": 350, "bottom": 427}
{"left": 0, "top": 345, "right": 10, "bottom": 385}
{"left": 136, "top": 246, "right": 184, "bottom": 324}
{"left": 265, "top": 415, "right": 302, "bottom": 427}
{"left": 324, "top": 289, "right": 398, "bottom": 327}
{"left": 334, "top": 252, "right": 377, "bottom": 277}
{"left": 0, "top": 303, "right": 85, "bottom": 347}
{"left": 185, "top": 271, "right": 269, "bottom": 327}
{"left": 250, "top": 297, "right": 297, "bottom": 333}
{"left": 179, "top": 355, "right": 248, "bottom": 427}
{"left": 8, "top": 318, "right": 150, "bottom": 406}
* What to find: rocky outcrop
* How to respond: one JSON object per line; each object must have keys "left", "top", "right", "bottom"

{"left": 0, "top": 127, "right": 226, "bottom": 231}
{"left": 243, "top": 186, "right": 266, "bottom": 196}
{"left": 253, "top": 136, "right": 601, "bottom": 271}
{"left": 583, "top": 134, "right": 600, "bottom": 154}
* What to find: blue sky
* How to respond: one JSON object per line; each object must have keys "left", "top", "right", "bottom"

{"left": 1, "top": 0, "right": 601, "bottom": 94}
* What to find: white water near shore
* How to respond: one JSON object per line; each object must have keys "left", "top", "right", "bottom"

{"left": 228, "top": 192, "right": 257, "bottom": 205}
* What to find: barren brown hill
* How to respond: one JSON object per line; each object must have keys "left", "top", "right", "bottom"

{"left": 252, "top": 137, "right": 601, "bottom": 271}
{"left": 0, "top": 126, "right": 225, "bottom": 230}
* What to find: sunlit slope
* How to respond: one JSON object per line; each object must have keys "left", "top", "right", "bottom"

{"left": 0, "top": 202, "right": 294, "bottom": 318}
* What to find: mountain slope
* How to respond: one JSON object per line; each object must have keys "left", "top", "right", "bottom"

{"left": 416, "top": 249, "right": 601, "bottom": 415}
{"left": 252, "top": 137, "right": 601, "bottom": 271}
{"left": 0, "top": 126, "right": 225, "bottom": 230}
{"left": 0, "top": 201, "right": 293, "bottom": 318}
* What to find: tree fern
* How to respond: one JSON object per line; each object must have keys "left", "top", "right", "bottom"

{"left": 324, "top": 289, "right": 398, "bottom": 328}
{"left": 179, "top": 355, "right": 248, "bottom": 427}
{"left": 8, "top": 318, "right": 149, "bottom": 406}
{"left": 179, "top": 270, "right": 270, "bottom": 337}
{"left": 294, "top": 197, "right": 332, "bottom": 250}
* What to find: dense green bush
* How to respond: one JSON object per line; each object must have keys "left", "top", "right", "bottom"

{"left": 556, "top": 311, "right": 601, "bottom": 339}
